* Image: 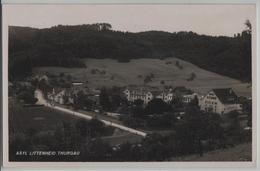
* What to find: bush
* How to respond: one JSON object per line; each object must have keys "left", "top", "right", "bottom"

{"left": 18, "top": 91, "right": 38, "bottom": 104}
{"left": 145, "top": 98, "right": 171, "bottom": 115}
{"left": 147, "top": 114, "right": 177, "bottom": 128}
{"left": 160, "top": 80, "right": 165, "bottom": 85}
{"left": 187, "top": 72, "right": 196, "bottom": 81}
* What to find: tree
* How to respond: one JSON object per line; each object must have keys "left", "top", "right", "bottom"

{"left": 142, "top": 133, "right": 172, "bottom": 161}
{"left": 187, "top": 72, "right": 196, "bottom": 81}
{"left": 190, "top": 95, "right": 199, "bottom": 106}
{"left": 88, "top": 119, "right": 106, "bottom": 137}
{"left": 145, "top": 98, "right": 171, "bottom": 115}
{"left": 99, "top": 88, "right": 112, "bottom": 111}
{"left": 171, "top": 97, "right": 184, "bottom": 109}
{"left": 18, "top": 91, "right": 38, "bottom": 104}
{"left": 100, "top": 23, "right": 112, "bottom": 31}
{"left": 244, "top": 19, "right": 252, "bottom": 34}
{"left": 175, "top": 103, "right": 205, "bottom": 156}
{"left": 147, "top": 113, "right": 177, "bottom": 128}
{"left": 66, "top": 74, "right": 72, "bottom": 81}
{"left": 160, "top": 80, "right": 165, "bottom": 85}
{"left": 202, "top": 113, "right": 224, "bottom": 150}
{"left": 241, "top": 19, "right": 252, "bottom": 82}
{"left": 132, "top": 106, "right": 145, "bottom": 118}
{"left": 9, "top": 56, "right": 33, "bottom": 81}
{"left": 110, "top": 94, "right": 125, "bottom": 111}
{"left": 144, "top": 75, "right": 152, "bottom": 84}
{"left": 223, "top": 111, "right": 245, "bottom": 145}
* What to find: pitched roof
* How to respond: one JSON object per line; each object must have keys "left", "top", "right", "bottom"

{"left": 212, "top": 88, "right": 238, "bottom": 104}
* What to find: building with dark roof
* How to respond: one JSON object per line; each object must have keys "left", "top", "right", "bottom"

{"left": 199, "top": 88, "right": 242, "bottom": 114}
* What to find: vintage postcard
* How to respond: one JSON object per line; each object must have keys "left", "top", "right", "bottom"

{"left": 1, "top": 2, "right": 257, "bottom": 168}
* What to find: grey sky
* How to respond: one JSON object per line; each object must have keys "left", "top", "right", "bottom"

{"left": 4, "top": 4, "right": 255, "bottom": 36}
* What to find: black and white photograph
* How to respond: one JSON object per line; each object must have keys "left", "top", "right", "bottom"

{"left": 2, "top": 3, "right": 256, "bottom": 166}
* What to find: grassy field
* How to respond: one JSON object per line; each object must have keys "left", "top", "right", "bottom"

{"left": 9, "top": 99, "right": 83, "bottom": 134}
{"left": 9, "top": 99, "right": 143, "bottom": 146}
{"left": 9, "top": 99, "right": 119, "bottom": 137}
{"left": 171, "top": 143, "right": 252, "bottom": 161}
{"left": 33, "top": 57, "right": 251, "bottom": 97}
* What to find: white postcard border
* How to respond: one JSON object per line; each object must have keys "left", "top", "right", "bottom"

{"left": 1, "top": 0, "right": 259, "bottom": 169}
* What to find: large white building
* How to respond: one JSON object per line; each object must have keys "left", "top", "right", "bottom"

{"left": 123, "top": 86, "right": 173, "bottom": 104}
{"left": 199, "top": 88, "right": 242, "bottom": 114}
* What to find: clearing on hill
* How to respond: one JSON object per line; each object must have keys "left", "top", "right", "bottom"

{"left": 33, "top": 57, "right": 251, "bottom": 97}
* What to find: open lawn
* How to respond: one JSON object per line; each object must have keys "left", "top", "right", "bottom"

{"left": 171, "top": 143, "right": 252, "bottom": 161}
{"left": 33, "top": 57, "right": 251, "bottom": 97}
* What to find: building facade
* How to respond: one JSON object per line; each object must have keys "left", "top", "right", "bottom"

{"left": 200, "top": 88, "right": 242, "bottom": 114}
{"left": 47, "top": 87, "right": 100, "bottom": 106}
{"left": 123, "top": 86, "right": 173, "bottom": 104}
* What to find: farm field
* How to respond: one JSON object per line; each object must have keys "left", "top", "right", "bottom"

{"left": 33, "top": 57, "right": 251, "bottom": 97}
{"left": 171, "top": 143, "right": 252, "bottom": 161}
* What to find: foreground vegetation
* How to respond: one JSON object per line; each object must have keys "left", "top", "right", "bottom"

{"left": 9, "top": 100, "right": 115, "bottom": 161}
{"left": 9, "top": 97, "right": 252, "bottom": 161}
{"left": 171, "top": 143, "right": 251, "bottom": 161}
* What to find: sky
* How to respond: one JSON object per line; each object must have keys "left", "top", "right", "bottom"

{"left": 4, "top": 4, "right": 255, "bottom": 36}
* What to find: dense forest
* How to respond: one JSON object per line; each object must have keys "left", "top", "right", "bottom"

{"left": 9, "top": 22, "right": 251, "bottom": 82}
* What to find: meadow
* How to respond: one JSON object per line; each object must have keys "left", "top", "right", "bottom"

{"left": 34, "top": 57, "right": 251, "bottom": 97}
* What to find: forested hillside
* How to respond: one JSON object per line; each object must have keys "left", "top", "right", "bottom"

{"left": 9, "top": 22, "right": 251, "bottom": 82}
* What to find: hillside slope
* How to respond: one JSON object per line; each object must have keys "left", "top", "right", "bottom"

{"left": 9, "top": 24, "right": 251, "bottom": 82}
{"left": 33, "top": 58, "right": 251, "bottom": 97}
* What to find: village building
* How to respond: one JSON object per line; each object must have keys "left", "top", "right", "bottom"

{"left": 172, "top": 86, "right": 197, "bottom": 103}
{"left": 182, "top": 93, "right": 198, "bottom": 103}
{"left": 199, "top": 88, "right": 242, "bottom": 114}
{"left": 47, "top": 88, "right": 71, "bottom": 105}
{"left": 47, "top": 86, "right": 100, "bottom": 106}
{"left": 123, "top": 85, "right": 173, "bottom": 104}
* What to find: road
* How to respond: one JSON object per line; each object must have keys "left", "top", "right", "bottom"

{"left": 35, "top": 89, "right": 147, "bottom": 137}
